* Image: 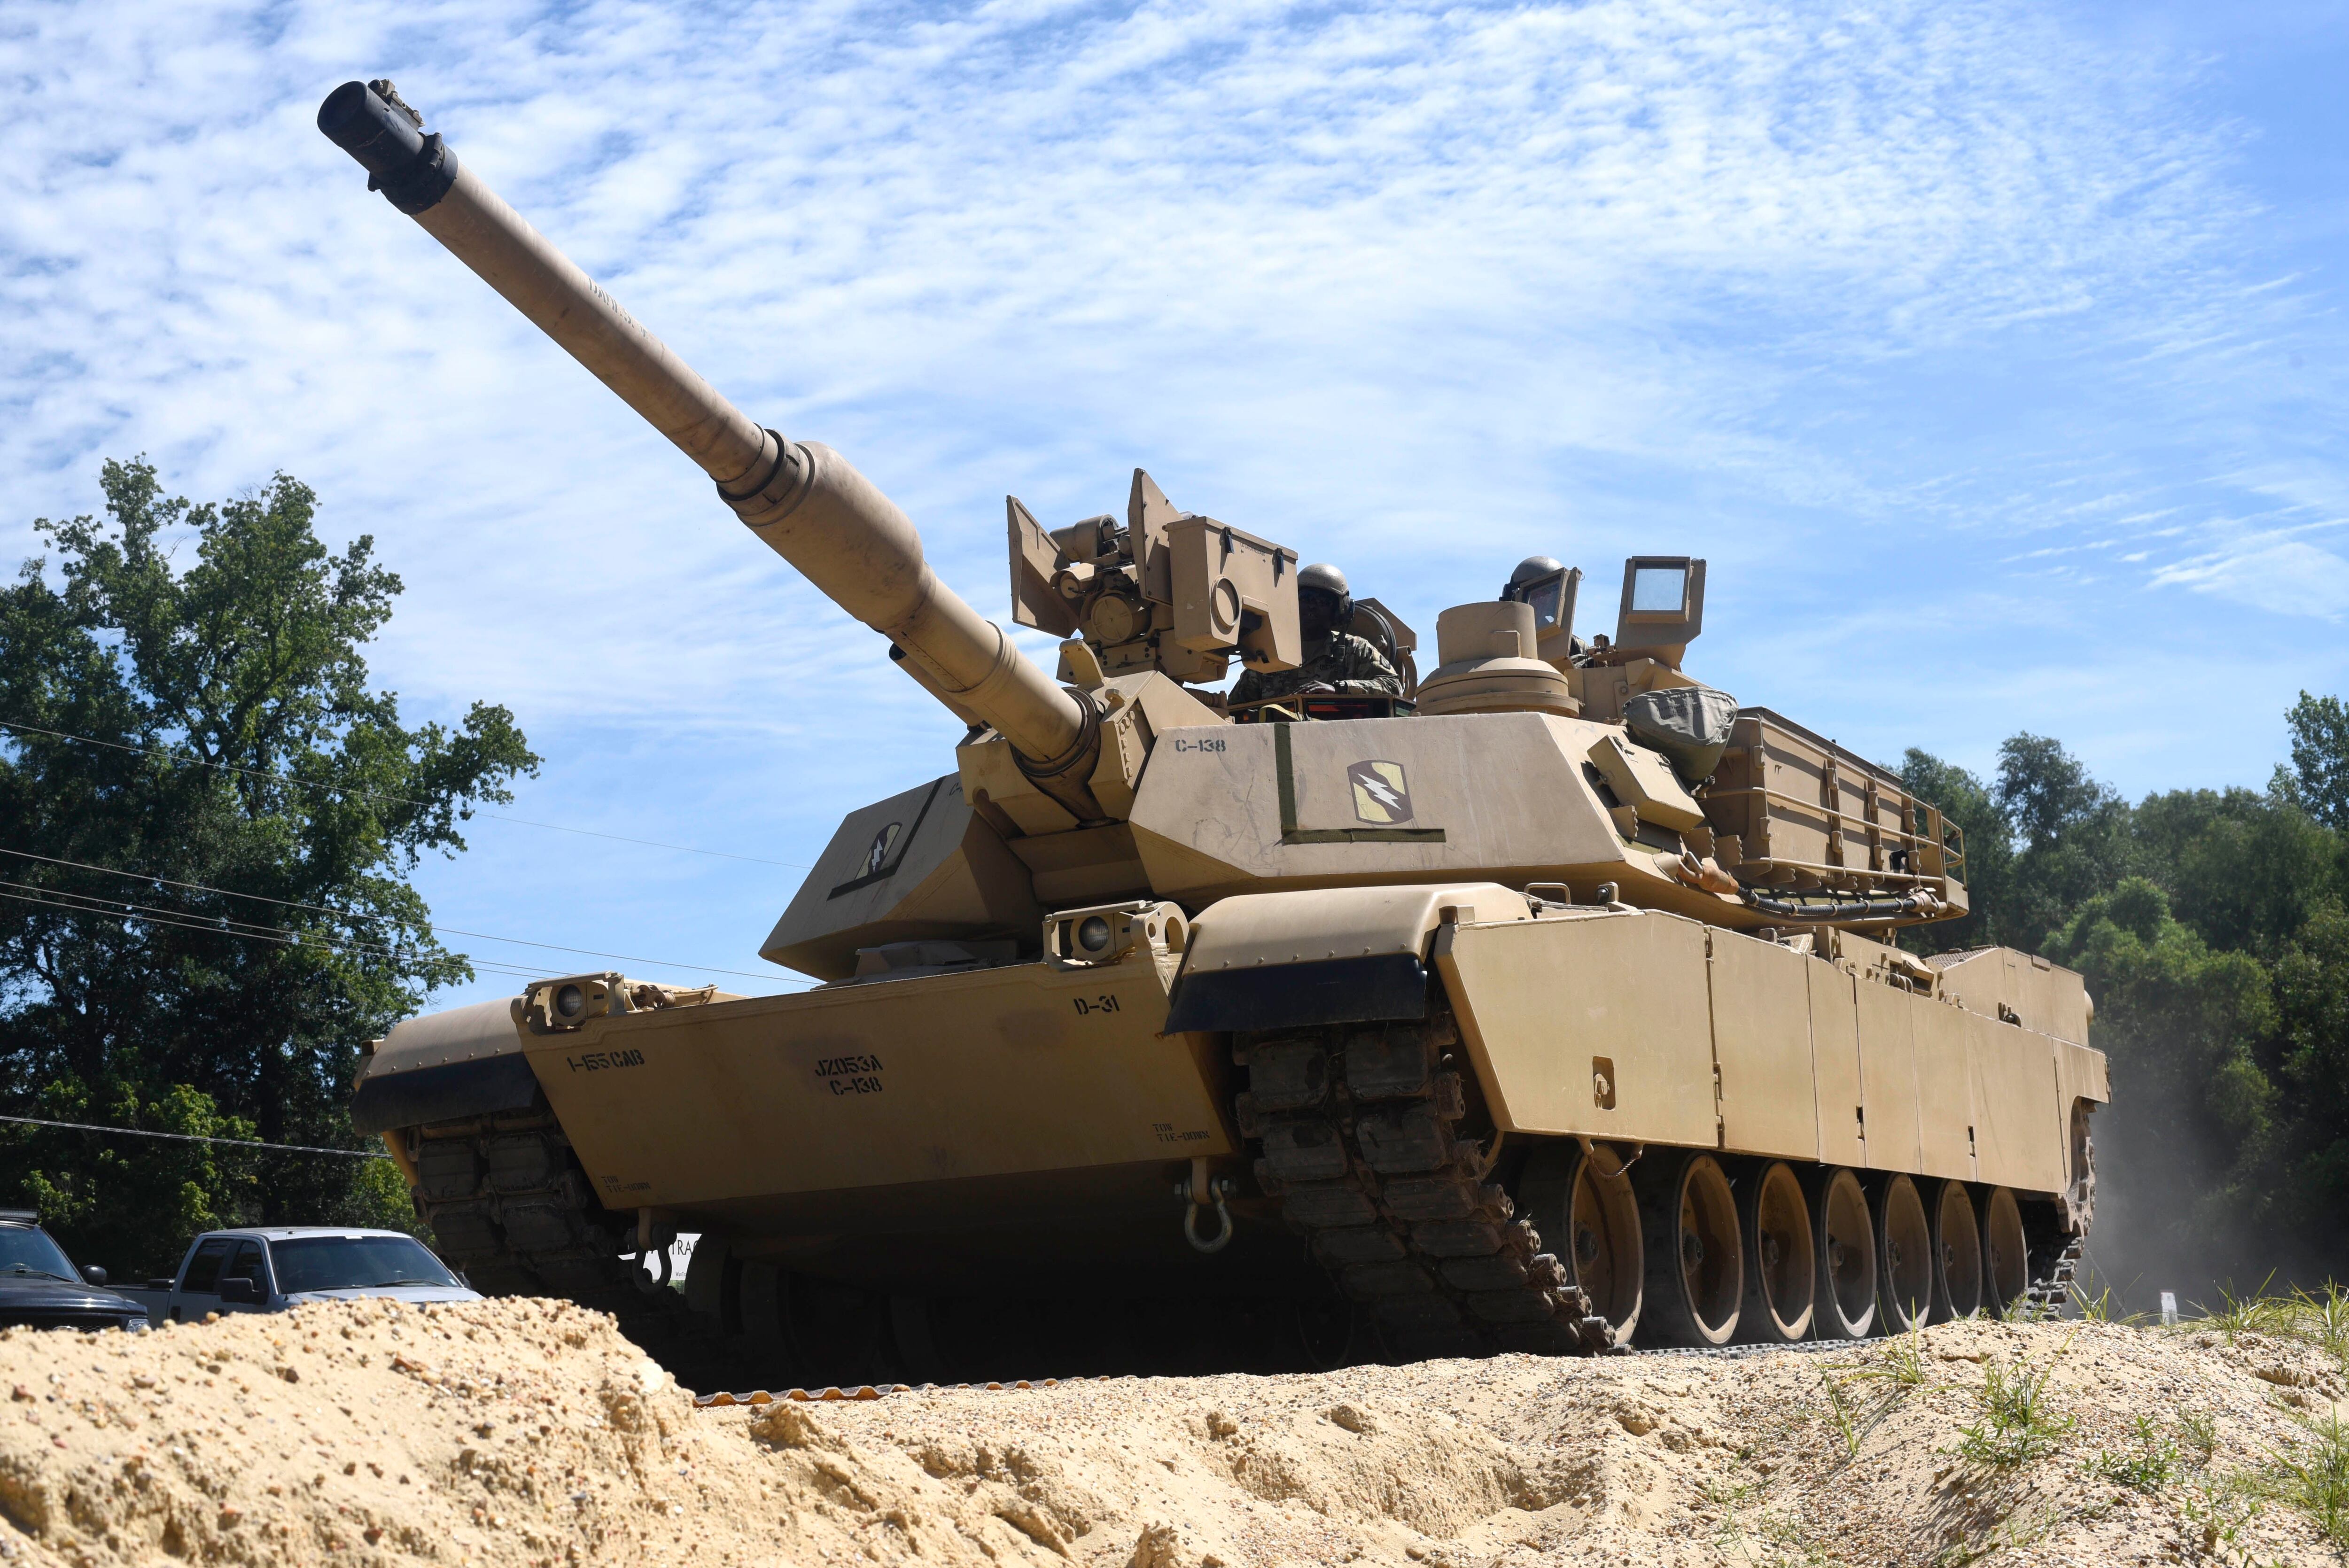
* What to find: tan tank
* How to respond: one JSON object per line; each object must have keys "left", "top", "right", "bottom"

{"left": 322, "top": 80, "right": 2105, "bottom": 1383}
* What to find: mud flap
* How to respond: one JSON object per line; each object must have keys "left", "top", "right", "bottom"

{"left": 1164, "top": 954, "right": 1428, "bottom": 1032}
{"left": 351, "top": 1054, "right": 543, "bottom": 1133}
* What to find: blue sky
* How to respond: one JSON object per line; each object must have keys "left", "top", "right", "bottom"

{"left": 4, "top": 0, "right": 2345, "bottom": 1011}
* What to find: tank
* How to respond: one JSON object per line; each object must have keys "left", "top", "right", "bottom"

{"left": 321, "top": 80, "right": 2106, "bottom": 1382}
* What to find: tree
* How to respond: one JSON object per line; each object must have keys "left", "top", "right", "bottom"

{"left": 1900, "top": 748, "right": 2013, "bottom": 950}
{"left": 2040, "top": 878, "right": 2283, "bottom": 1276}
{"left": 2286, "top": 691, "right": 2349, "bottom": 830}
{"left": 2271, "top": 903, "right": 2349, "bottom": 1252}
{"left": 1911, "top": 702, "right": 2349, "bottom": 1300}
{"left": 1993, "top": 733, "right": 2130, "bottom": 949}
{"left": 0, "top": 459, "right": 536, "bottom": 1275}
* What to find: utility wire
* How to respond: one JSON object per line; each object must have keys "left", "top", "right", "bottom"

{"left": 0, "top": 1114, "right": 386, "bottom": 1160}
{"left": 0, "top": 847, "right": 802, "bottom": 984}
{"left": 0, "top": 718, "right": 811, "bottom": 870}
{"left": 0, "top": 883, "right": 815, "bottom": 989}
{"left": 0, "top": 885, "right": 559, "bottom": 983}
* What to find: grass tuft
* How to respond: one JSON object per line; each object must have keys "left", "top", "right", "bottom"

{"left": 2191, "top": 1275, "right": 2291, "bottom": 1343}
{"left": 2257, "top": 1409, "right": 2349, "bottom": 1550}
{"left": 2083, "top": 1414, "right": 2179, "bottom": 1492}
{"left": 1949, "top": 1336, "right": 2077, "bottom": 1469}
{"left": 1820, "top": 1371, "right": 1864, "bottom": 1462}
{"left": 2178, "top": 1407, "right": 2220, "bottom": 1469}
{"left": 1875, "top": 1316, "right": 1930, "bottom": 1389}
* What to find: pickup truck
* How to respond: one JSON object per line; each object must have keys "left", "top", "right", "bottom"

{"left": 0, "top": 1209, "right": 150, "bottom": 1332}
{"left": 120, "top": 1227, "right": 483, "bottom": 1324}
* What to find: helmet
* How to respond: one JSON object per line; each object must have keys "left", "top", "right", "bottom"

{"left": 1503, "top": 555, "right": 1565, "bottom": 601}
{"left": 1298, "top": 562, "right": 1352, "bottom": 626}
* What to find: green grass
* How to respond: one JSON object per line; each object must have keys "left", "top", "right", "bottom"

{"left": 2178, "top": 1408, "right": 2220, "bottom": 1469}
{"left": 2178, "top": 1478, "right": 2265, "bottom": 1568}
{"left": 1949, "top": 1336, "right": 2077, "bottom": 1470}
{"left": 2083, "top": 1414, "right": 2181, "bottom": 1492}
{"left": 1820, "top": 1371, "right": 1865, "bottom": 1461}
{"left": 2256, "top": 1409, "right": 2349, "bottom": 1551}
{"left": 2068, "top": 1273, "right": 2151, "bottom": 1326}
{"left": 2191, "top": 1275, "right": 2294, "bottom": 1343}
{"left": 2284, "top": 1280, "right": 2349, "bottom": 1372}
{"left": 2186, "top": 1278, "right": 2349, "bottom": 1382}
{"left": 1860, "top": 1316, "right": 1930, "bottom": 1390}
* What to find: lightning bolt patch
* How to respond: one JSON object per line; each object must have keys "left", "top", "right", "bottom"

{"left": 1347, "top": 760, "right": 1414, "bottom": 825}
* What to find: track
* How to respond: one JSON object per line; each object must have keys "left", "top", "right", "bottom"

{"left": 1237, "top": 1008, "right": 1618, "bottom": 1359}
{"left": 401, "top": 1108, "right": 737, "bottom": 1389}
{"left": 394, "top": 1078, "right": 2089, "bottom": 1394}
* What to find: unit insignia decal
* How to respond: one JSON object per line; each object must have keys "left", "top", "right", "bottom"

{"left": 1347, "top": 761, "right": 1413, "bottom": 825}
{"left": 866, "top": 822, "right": 902, "bottom": 876}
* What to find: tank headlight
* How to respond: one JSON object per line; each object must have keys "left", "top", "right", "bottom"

{"left": 555, "top": 983, "right": 586, "bottom": 1019}
{"left": 1076, "top": 916, "right": 1113, "bottom": 955}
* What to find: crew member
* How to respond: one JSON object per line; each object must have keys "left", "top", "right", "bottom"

{"left": 1230, "top": 563, "right": 1402, "bottom": 704}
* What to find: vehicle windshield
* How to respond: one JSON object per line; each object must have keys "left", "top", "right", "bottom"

{"left": 269, "top": 1235, "right": 460, "bottom": 1294}
{"left": 0, "top": 1226, "right": 80, "bottom": 1282}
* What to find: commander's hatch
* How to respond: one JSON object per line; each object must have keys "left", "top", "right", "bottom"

{"left": 1500, "top": 562, "right": 1581, "bottom": 669}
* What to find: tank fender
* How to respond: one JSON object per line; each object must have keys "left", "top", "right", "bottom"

{"left": 350, "top": 996, "right": 537, "bottom": 1134}
{"left": 1163, "top": 881, "right": 1536, "bottom": 1033}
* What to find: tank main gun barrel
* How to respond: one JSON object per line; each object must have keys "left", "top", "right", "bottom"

{"left": 315, "top": 80, "right": 1100, "bottom": 797}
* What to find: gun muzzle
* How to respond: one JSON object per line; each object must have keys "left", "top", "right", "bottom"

{"left": 316, "top": 81, "right": 1100, "bottom": 803}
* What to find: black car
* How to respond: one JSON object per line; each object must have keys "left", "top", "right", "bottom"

{"left": 0, "top": 1211, "right": 149, "bottom": 1332}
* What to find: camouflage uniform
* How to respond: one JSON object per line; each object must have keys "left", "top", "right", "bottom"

{"left": 1230, "top": 632, "right": 1403, "bottom": 703}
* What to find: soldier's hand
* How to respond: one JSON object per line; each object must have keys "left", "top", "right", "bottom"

{"left": 1301, "top": 681, "right": 1337, "bottom": 695}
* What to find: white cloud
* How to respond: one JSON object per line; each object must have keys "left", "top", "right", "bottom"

{"left": 2153, "top": 539, "right": 2349, "bottom": 618}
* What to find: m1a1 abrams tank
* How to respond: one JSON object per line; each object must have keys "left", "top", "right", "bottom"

{"left": 321, "top": 80, "right": 2105, "bottom": 1385}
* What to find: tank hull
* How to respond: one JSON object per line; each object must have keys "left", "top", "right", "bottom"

{"left": 361, "top": 903, "right": 2101, "bottom": 1366}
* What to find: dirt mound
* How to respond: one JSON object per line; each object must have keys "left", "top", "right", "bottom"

{"left": 0, "top": 1301, "right": 2341, "bottom": 1566}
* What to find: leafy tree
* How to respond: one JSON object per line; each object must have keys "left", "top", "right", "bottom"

{"left": 1993, "top": 733, "right": 2130, "bottom": 949}
{"left": 2133, "top": 786, "right": 2340, "bottom": 960}
{"left": 2041, "top": 879, "right": 2283, "bottom": 1274}
{"left": 2286, "top": 691, "right": 2349, "bottom": 830}
{"left": 1902, "top": 701, "right": 2349, "bottom": 1297}
{"left": 0, "top": 459, "right": 535, "bottom": 1275}
{"left": 2271, "top": 904, "right": 2349, "bottom": 1242}
{"left": 1901, "top": 748, "right": 2014, "bottom": 950}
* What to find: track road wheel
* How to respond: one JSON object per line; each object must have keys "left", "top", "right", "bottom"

{"left": 1520, "top": 1144, "right": 1643, "bottom": 1344}
{"left": 1980, "top": 1186, "right": 2029, "bottom": 1317}
{"left": 1637, "top": 1151, "right": 1742, "bottom": 1347}
{"left": 1930, "top": 1178, "right": 1984, "bottom": 1321}
{"left": 1809, "top": 1166, "right": 1876, "bottom": 1340}
{"left": 1736, "top": 1161, "right": 1814, "bottom": 1343}
{"left": 1874, "top": 1174, "right": 1933, "bottom": 1334}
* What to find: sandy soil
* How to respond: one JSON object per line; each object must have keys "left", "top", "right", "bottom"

{"left": 0, "top": 1299, "right": 2341, "bottom": 1567}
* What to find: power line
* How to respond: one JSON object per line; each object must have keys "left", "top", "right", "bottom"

{"left": 0, "top": 848, "right": 802, "bottom": 984}
{"left": 0, "top": 882, "right": 815, "bottom": 990}
{"left": 0, "top": 718, "right": 811, "bottom": 870}
{"left": 0, "top": 1114, "right": 386, "bottom": 1160}
{"left": 0, "top": 885, "right": 560, "bottom": 983}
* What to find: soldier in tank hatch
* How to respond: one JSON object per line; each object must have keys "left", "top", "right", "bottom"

{"left": 1229, "top": 563, "right": 1402, "bottom": 704}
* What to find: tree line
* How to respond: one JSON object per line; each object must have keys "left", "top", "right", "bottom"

{"left": 1903, "top": 700, "right": 2349, "bottom": 1300}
